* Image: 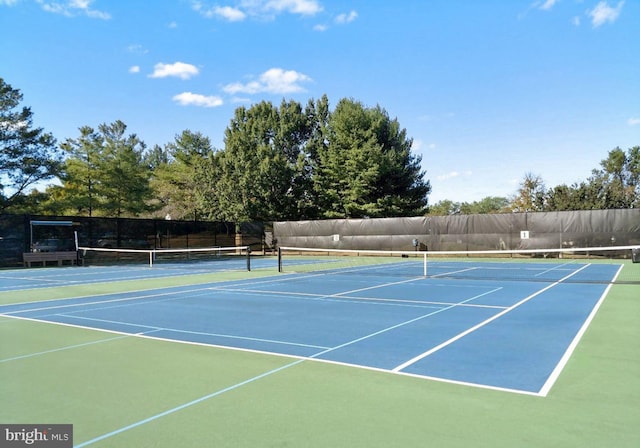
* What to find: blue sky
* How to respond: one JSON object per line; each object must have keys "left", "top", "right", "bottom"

{"left": 1, "top": 0, "right": 638, "bottom": 203}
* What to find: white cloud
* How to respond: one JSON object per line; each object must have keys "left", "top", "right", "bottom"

{"left": 437, "top": 171, "right": 472, "bottom": 181}
{"left": 219, "top": 5, "right": 246, "bottom": 21}
{"left": 264, "top": 0, "right": 323, "bottom": 16}
{"left": 168, "top": 21, "right": 178, "bottom": 28}
{"left": 149, "top": 62, "right": 199, "bottom": 80}
{"left": 313, "top": 23, "right": 328, "bottom": 32}
{"left": 412, "top": 140, "right": 437, "bottom": 154}
{"left": 192, "top": 0, "right": 322, "bottom": 21}
{"left": 0, "top": 0, "right": 19, "bottom": 6}
{"left": 335, "top": 10, "right": 357, "bottom": 24}
{"left": 191, "top": 2, "right": 246, "bottom": 21}
{"left": 588, "top": 1, "right": 624, "bottom": 27}
{"left": 437, "top": 172, "right": 459, "bottom": 181}
{"left": 173, "top": 92, "right": 224, "bottom": 108}
{"left": 127, "top": 44, "right": 148, "bottom": 54}
{"left": 572, "top": 16, "right": 581, "bottom": 26}
{"left": 36, "top": 0, "right": 111, "bottom": 19}
{"left": 208, "top": 5, "right": 246, "bottom": 21}
{"left": 628, "top": 117, "right": 640, "bottom": 126}
{"left": 223, "top": 68, "right": 312, "bottom": 95}
{"left": 128, "top": 65, "right": 140, "bottom": 74}
{"left": 539, "top": 0, "right": 558, "bottom": 10}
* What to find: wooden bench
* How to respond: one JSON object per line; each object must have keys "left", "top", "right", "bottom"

{"left": 23, "top": 251, "right": 78, "bottom": 268}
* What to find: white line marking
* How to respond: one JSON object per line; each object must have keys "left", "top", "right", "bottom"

{"left": 60, "top": 314, "right": 331, "bottom": 350}
{"left": 537, "top": 263, "right": 625, "bottom": 396}
{"left": 534, "top": 262, "right": 577, "bottom": 278}
{"left": 392, "top": 263, "right": 592, "bottom": 372}
{"left": 74, "top": 358, "right": 306, "bottom": 447}
{"left": 0, "top": 335, "right": 129, "bottom": 363}
{"left": 211, "top": 287, "right": 508, "bottom": 310}
{"left": 1, "top": 285, "right": 217, "bottom": 315}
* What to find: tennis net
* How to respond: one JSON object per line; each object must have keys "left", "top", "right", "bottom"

{"left": 78, "top": 245, "right": 251, "bottom": 270}
{"left": 277, "top": 245, "right": 640, "bottom": 284}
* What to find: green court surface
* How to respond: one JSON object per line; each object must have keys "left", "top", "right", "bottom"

{"left": 1, "top": 268, "right": 639, "bottom": 447}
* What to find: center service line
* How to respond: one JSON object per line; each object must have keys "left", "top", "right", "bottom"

{"left": 392, "top": 263, "right": 591, "bottom": 372}
{"left": 75, "top": 279, "right": 498, "bottom": 446}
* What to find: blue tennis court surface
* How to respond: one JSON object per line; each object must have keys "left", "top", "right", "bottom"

{"left": 0, "top": 256, "right": 256, "bottom": 291}
{"left": 0, "top": 259, "right": 623, "bottom": 396}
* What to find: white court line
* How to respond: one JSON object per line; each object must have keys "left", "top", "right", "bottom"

{"left": 72, "top": 286, "right": 505, "bottom": 446}
{"left": 1, "top": 286, "right": 216, "bottom": 315}
{"left": 74, "top": 357, "right": 307, "bottom": 447}
{"left": 392, "top": 263, "right": 591, "bottom": 372}
{"left": 60, "top": 314, "right": 331, "bottom": 350}
{"left": 0, "top": 334, "right": 130, "bottom": 363}
{"left": 538, "top": 263, "right": 625, "bottom": 396}
{"left": 211, "top": 286, "right": 506, "bottom": 310}
{"left": 534, "top": 262, "right": 580, "bottom": 278}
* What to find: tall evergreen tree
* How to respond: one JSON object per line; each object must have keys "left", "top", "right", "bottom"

{"left": 56, "top": 126, "right": 103, "bottom": 216}
{"left": 315, "top": 99, "right": 430, "bottom": 218}
{"left": 98, "top": 121, "right": 152, "bottom": 217}
{"left": 150, "top": 130, "right": 215, "bottom": 220}
{"left": 211, "top": 100, "right": 313, "bottom": 222}
{"left": 0, "top": 78, "right": 62, "bottom": 212}
{"left": 53, "top": 120, "right": 152, "bottom": 217}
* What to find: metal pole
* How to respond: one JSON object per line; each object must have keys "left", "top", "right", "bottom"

{"left": 277, "top": 247, "right": 282, "bottom": 273}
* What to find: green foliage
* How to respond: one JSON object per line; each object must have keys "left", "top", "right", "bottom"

{"left": 6, "top": 76, "right": 638, "bottom": 219}
{"left": 149, "top": 131, "right": 215, "bottom": 220}
{"left": 53, "top": 120, "right": 153, "bottom": 217}
{"left": 537, "top": 146, "right": 640, "bottom": 211}
{"left": 315, "top": 98, "right": 430, "bottom": 218}
{"left": 202, "top": 97, "right": 430, "bottom": 221}
{"left": 428, "top": 197, "right": 509, "bottom": 215}
{"left": 208, "top": 100, "right": 314, "bottom": 222}
{"left": 589, "top": 146, "right": 639, "bottom": 208}
{"left": 0, "top": 78, "right": 62, "bottom": 212}
{"left": 55, "top": 126, "right": 103, "bottom": 215}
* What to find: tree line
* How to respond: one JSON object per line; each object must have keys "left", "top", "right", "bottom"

{"left": 1, "top": 77, "right": 638, "bottom": 220}
{"left": 429, "top": 146, "right": 640, "bottom": 215}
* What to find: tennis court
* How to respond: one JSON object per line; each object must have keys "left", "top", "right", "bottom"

{"left": 1, "top": 248, "right": 639, "bottom": 447}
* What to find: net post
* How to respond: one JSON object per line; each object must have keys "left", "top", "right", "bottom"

{"left": 246, "top": 246, "right": 251, "bottom": 271}
{"left": 278, "top": 247, "right": 282, "bottom": 273}
{"left": 423, "top": 252, "right": 427, "bottom": 277}
{"left": 149, "top": 250, "right": 153, "bottom": 268}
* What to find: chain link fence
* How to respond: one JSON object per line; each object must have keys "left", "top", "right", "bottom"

{"left": 0, "top": 214, "right": 265, "bottom": 268}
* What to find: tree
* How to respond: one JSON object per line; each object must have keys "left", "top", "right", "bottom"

{"left": 428, "top": 197, "right": 508, "bottom": 215}
{"left": 460, "top": 196, "right": 510, "bottom": 214}
{"left": 0, "top": 78, "right": 62, "bottom": 212}
{"left": 98, "top": 121, "right": 152, "bottom": 217}
{"left": 509, "top": 173, "right": 546, "bottom": 212}
{"left": 55, "top": 126, "right": 104, "bottom": 216}
{"left": 206, "top": 97, "right": 430, "bottom": 221}
{"left": 210, "top": 100, "right": 314, "bottom": 222}
{"left": 149, "top": 130, "right": 215, "bottom": 220}
{"left": 54, "top": 120, "right": 153, "bottom": 217}
{"left": 427, "top": 199, "right": 460, "bottom": 215}
{"left": 546, "top": 146, "right": 640, "bottom": 211}
{"left": 588, "top": 146, "right": 640, "bottom": 208}
{"left": 315, "top": 99, "right": 430, "bottom": 218}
